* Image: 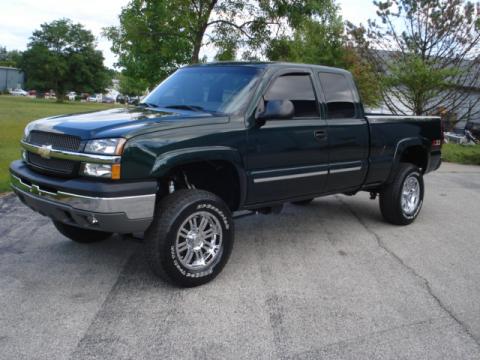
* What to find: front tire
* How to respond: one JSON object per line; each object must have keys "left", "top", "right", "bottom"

{"left": 53, "top": 221, "right": 112, "bottom": 243}
{"left": 144, "top": 189, "right": 234, "bottom": 287}
{"left": 379, "top": 163, "right": 424, "bottom": 225}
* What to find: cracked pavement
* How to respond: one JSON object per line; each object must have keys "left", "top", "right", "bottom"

{"left": 1, "top": 162, "right": 480, "bottom": 359}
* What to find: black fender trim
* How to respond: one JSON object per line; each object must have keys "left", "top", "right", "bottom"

{"left": 150, "top": 147, "right": 248, "bottom": 208}
{"left": 387, "top": 137, "right": 431, "bottom": 183}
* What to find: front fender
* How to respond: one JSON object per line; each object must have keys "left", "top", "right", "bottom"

{"left": 150, "top": 146, "right": 248, "bottom": 207}
{"left": 150, "top": 146, "right": 244, "bottom": 177}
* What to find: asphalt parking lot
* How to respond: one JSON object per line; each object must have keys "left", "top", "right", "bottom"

{"left": 1, "top": 162, "right": 480, "bottom": 360}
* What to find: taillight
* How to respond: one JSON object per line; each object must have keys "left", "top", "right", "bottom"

{"left": 432, "top": 139, "right": 442, "bottom": 147}
{"left": 440, "top": 118, "right": 445, "bottom": 145}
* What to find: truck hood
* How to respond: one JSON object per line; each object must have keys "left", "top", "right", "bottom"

{"left": 26, "top": 107, "right": 228, "bottom": 140}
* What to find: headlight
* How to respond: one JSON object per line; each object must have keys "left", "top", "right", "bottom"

{"left": 84, "top": 138, "right": 126, "bottom": 155}
{"left": 82, "top": 138, "right": 125, "bottom": 179}
{"left": 81, "top": 163, "right": 121, "bottom": 180}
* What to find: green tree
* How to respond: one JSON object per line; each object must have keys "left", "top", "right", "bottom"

{"left": 20, "top": 19, "right": 110, "bottom": 102}
{"left": 0, "top": 46, "right": 22, "bottom": 67}
{"left": 384, "top": 54, "right": 460, "bottom": 115}
{"left": 118, "top": 72, "right": 149, "bottom": 96}
{"left": 342, "top": 46, "right": 382, "bottom": 108}
{"left": 266, "top": 6, "right": 382, "bottom": 107}
{"left": 104, "top": 0, "right": 335, "bottom": 88}
{"left": 348, "top": 0, "right": 480, "bottom": 116}
{"left": 103, "top": 1, "right": 192, "bottom": 88}
{"left": 266, "top": 7, "right": 344, "bottom": 66}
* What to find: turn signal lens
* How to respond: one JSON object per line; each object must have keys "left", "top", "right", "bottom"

{"left": 111, "top": 164, "right": 121, "bottom": 180}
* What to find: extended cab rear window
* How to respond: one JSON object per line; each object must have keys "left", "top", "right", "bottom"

{"left": 318, "top": 72, "right": 356, "bottom": 119}
{"left": 264, "top": 74, "right": 319, "bottom": 118}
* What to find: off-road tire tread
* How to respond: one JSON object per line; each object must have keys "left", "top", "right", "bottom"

{"left": 379, "top": 163, "right": 423, "bottom": 225}
{"left": 144, "top": 189, "right": 232, "bottom": 286}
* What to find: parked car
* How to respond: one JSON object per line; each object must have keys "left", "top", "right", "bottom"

{"left": 87, "top": 94, "right": 103, "bottom": 102}
{"left": 44, "top": 91, "right": 56, "bottom": 100}
{"left": 67, "top": 92, "right": 77, "bottom": 101}
{"left": 78, "top": 93, "right": 90, "bottom": 101}
{"left": 127, "top": 96, "right": 140, "bottom": 105}
{"left": 465, "top": 120, "right": 480, "bottom": 140}
{"left": 116, "top": 94, "right": 126, "bottom": 104}
{"left": 10, "top": 88, "right": 28, "bottom": 96}
{"left": 10, "top": 62, "right": 442, "bottom": 287}
{"left": 102, "top": 96, "right": 115, "bottom": 104}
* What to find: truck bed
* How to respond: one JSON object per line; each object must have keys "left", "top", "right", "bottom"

{"left": 364, "top": 114, "right": 442, "bottom": 186}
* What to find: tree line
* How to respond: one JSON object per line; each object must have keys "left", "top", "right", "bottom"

{"left": 1, "top": 19, "right": 111, "bottom": 102}
{"left": 2, "top": 0, "right": 479, "bottom": 121}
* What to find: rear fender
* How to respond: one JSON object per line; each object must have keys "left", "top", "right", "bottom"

{"left": 387, "top": 137, "right": 430, "bottom": 183}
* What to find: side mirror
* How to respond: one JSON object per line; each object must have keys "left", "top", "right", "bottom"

{"left": 255, "top": 100, "right": 294, "bottom": 125}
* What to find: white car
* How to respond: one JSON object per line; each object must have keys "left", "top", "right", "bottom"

{"left": 67, "top": 92, "right": 77, "bottom": 101}
{"left": 10, "top": 88, "right": 28, "bottom": 96}
{"left": 87, "top": 94, "right": 102, "bottom": 102}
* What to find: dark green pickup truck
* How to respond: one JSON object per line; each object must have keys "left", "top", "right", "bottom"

{"left": 10, "top": 62, "right": 442, "bottom": 286}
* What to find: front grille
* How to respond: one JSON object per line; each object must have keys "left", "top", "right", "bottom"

{"left": 27, "top": 153, "right": 77, "bottom": 175}
{"left": 27, "top": 131, "right": 81, "bottom": 151}
{"left": 25, "top": 131, "right": 82, "bottom": 176}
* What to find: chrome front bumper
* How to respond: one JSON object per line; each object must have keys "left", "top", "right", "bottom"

{"left": 11, "top": 174, "right": 155, "bottom": 220}
{"left": 10, "top": 162, "right": 157, "bottom": 233}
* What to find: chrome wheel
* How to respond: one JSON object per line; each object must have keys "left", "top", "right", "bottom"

{"left": 175, "top": 211, "right": 223, "bottom": 271}
{"left": 401, "top": 175, "right": 420, "bottom": 215}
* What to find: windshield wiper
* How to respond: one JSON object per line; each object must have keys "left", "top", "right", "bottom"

{"left": 164, "top": 104, "right": 211, "bottom": 112}
{"left": 137, "top": 102, "right": 159, "bottom": 108}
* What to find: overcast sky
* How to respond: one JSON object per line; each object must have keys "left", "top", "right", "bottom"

{"left": 0, "top": 0, "right": 376, "bottom": 69}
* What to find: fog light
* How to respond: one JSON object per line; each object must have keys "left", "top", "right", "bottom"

{"left": 81, "top": 163, "right": 119, "bottom": 179}
{"left": 87, "top": 214, "right": 99, "bottom": 224}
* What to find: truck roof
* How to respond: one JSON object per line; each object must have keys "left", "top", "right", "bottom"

{"left": 187, "top": 61, "right": 351, "bottom": 75}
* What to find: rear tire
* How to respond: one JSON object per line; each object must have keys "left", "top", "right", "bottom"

{"left": 53, "top": 221, "right": 112, "bottom": 243}
{"left": 144, "top": 189, "right": 234, "bottom": 287}
{"left": 379, "top": 163, "right": 424, "bottom": 225}
{"left": 291, "top": 198, "right": 314, "bottom": 206}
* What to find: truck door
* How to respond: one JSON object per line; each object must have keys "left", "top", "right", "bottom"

{"left": 317, "top": 71, "right": 369, "bottom": 192}
{"left": 246, "top": 69, "right": 329, "bottom": 204}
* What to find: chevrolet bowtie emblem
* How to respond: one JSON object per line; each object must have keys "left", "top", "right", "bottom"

{"left": 38, "top": 145, "right": 53, "bottom": 159}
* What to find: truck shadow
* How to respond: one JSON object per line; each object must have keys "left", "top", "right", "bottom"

{"left": 235, "top": 195, "right": 384, "bottom": 240}
{"left": 113, "top": 196, "right": 383, "bottom": 284}
{"left": 9, "top": 195, "right": 385, "bottom": 288}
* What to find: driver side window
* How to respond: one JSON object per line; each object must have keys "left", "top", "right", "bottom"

{"left": 264, "top": 74, "right": 319, "bottom": 118}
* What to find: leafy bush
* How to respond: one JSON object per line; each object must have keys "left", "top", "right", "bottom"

{"left": 442, "top": 143, "right": 480, "bottom": 165}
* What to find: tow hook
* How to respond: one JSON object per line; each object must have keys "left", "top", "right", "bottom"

{"left": 369, "top": 192, "right": 378, "bottom": 200}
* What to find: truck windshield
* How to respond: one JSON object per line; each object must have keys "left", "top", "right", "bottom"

{"left": 141, "top": 66, "right": 262, "bottom": 114}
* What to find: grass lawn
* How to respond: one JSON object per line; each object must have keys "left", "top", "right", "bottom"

{"left": 0, "top": 96, "right": 119, "bottom": 193}
{"left": 442, "top": 143, "right": 480, "bottom": 166}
